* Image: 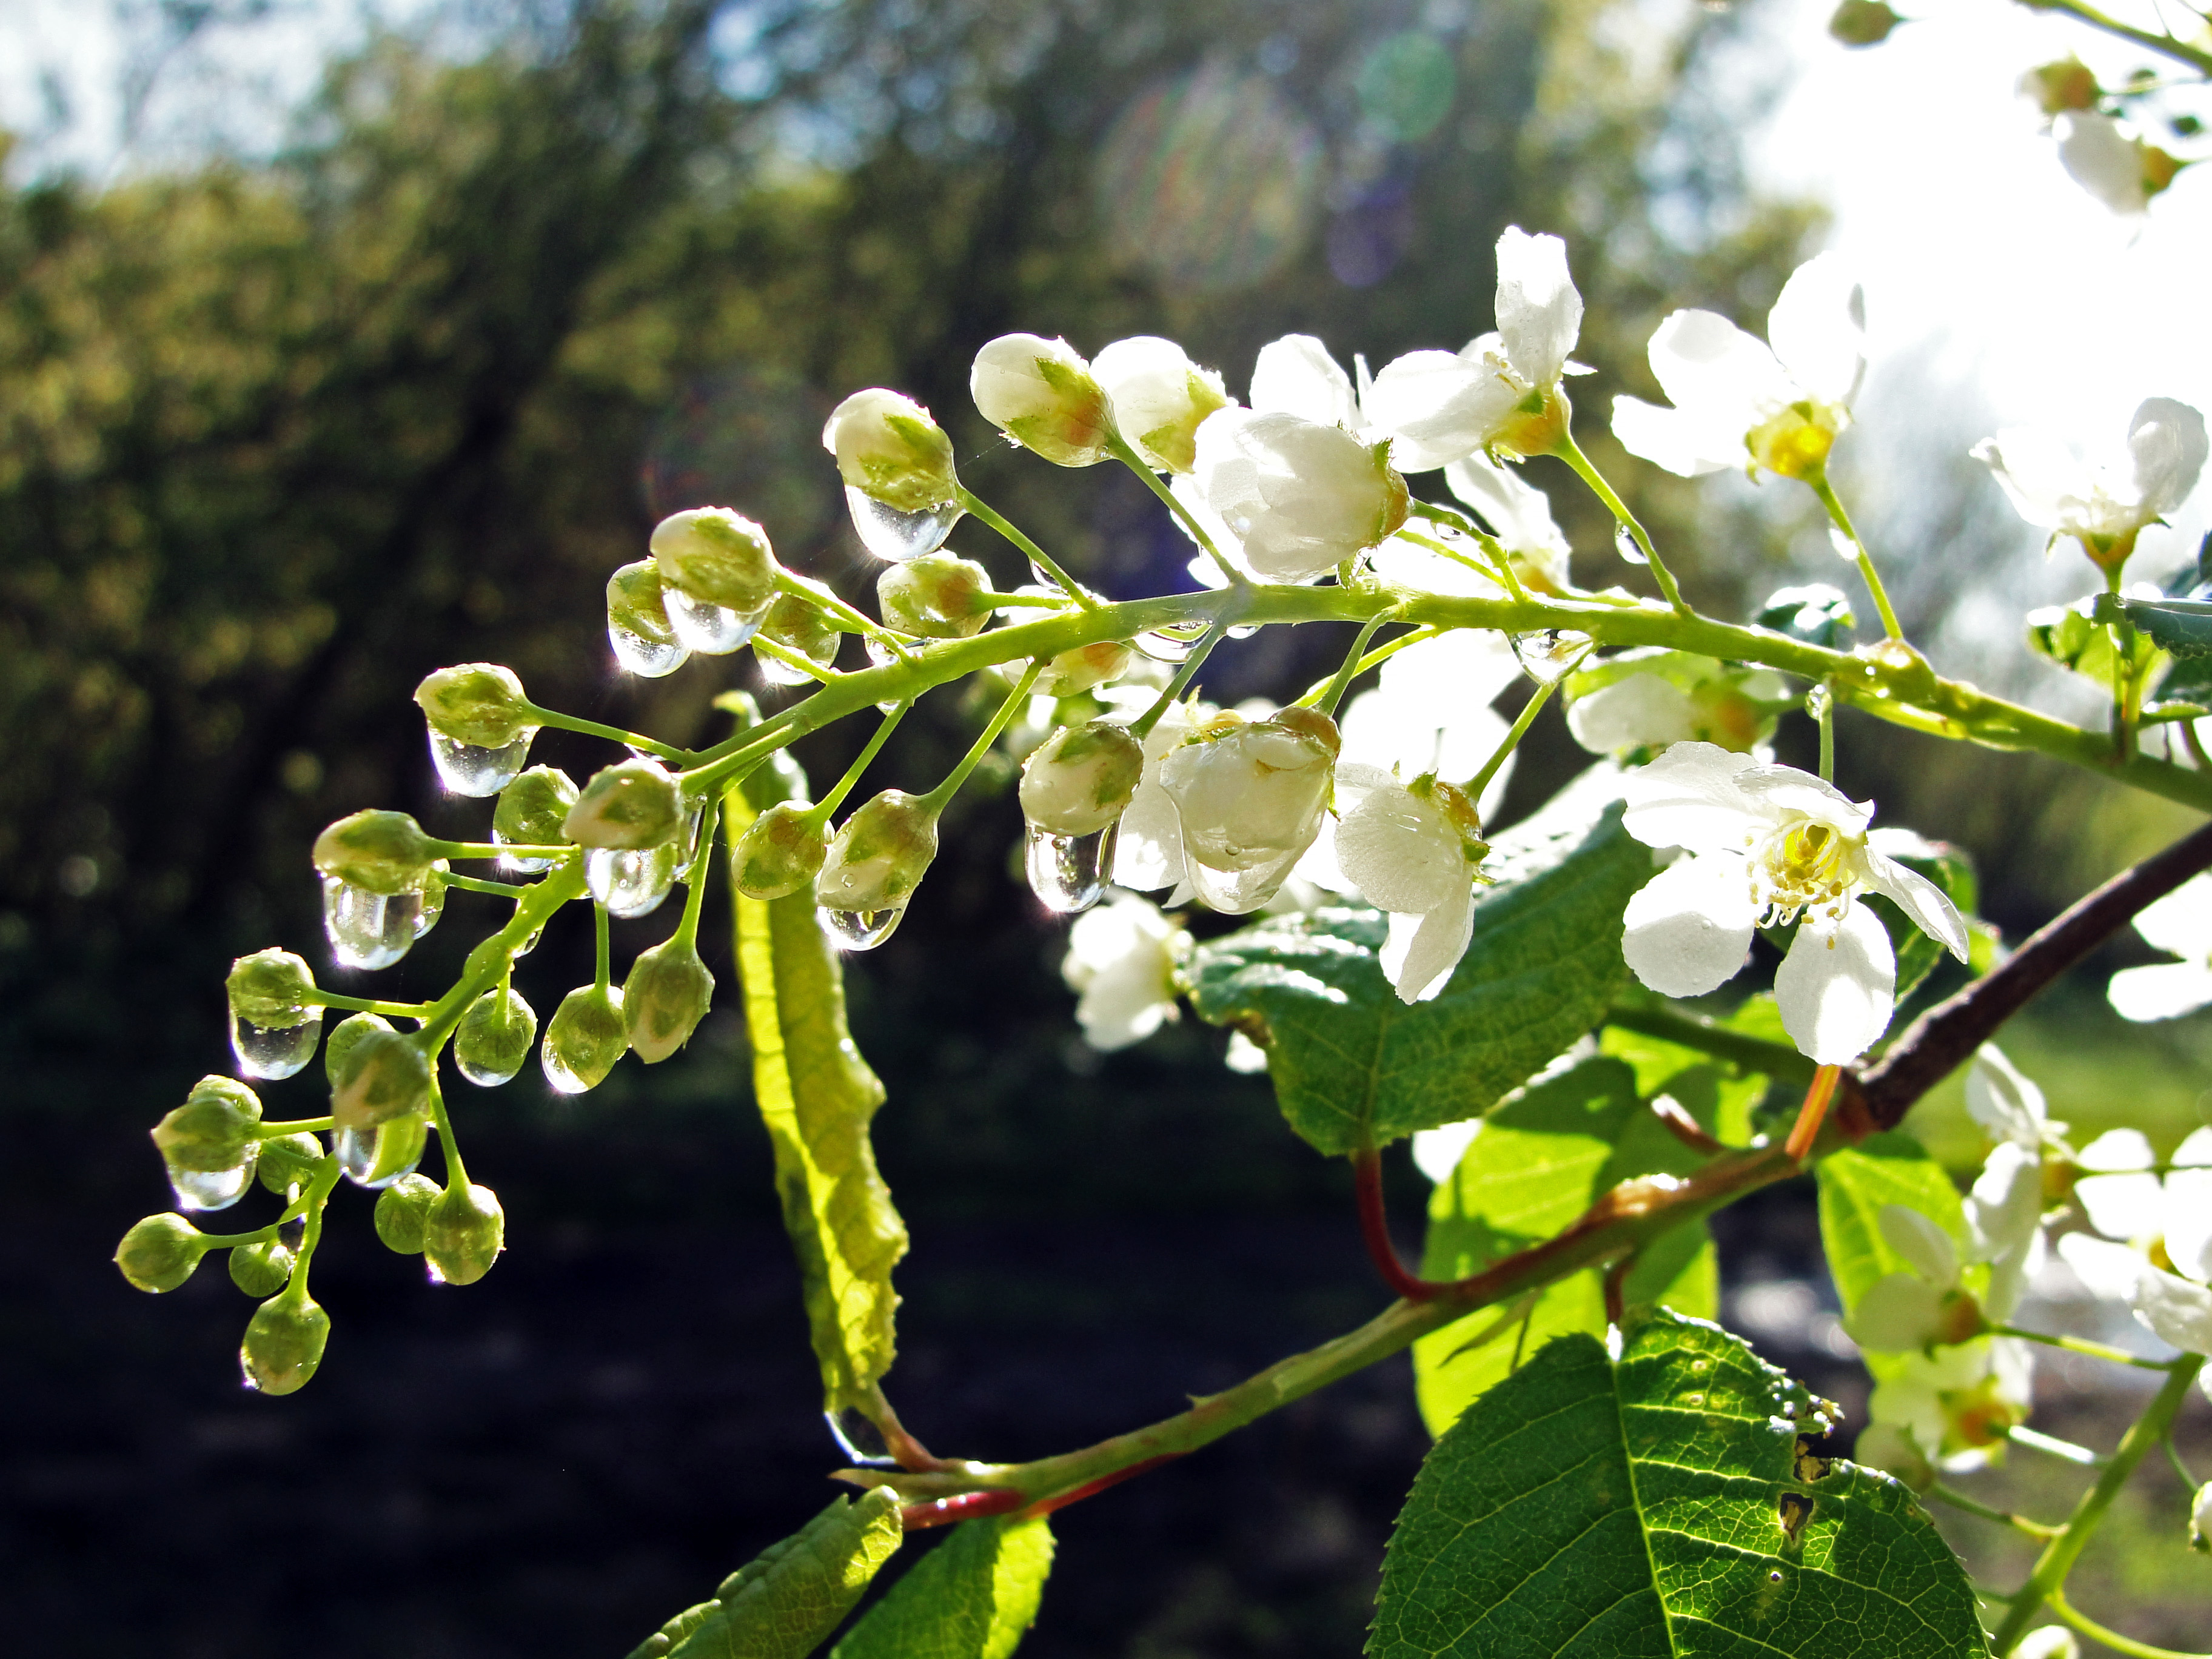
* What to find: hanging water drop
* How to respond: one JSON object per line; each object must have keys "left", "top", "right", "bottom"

{"left": 412, "top": 862, "right": 446, "bottom": 940}
{"left": 1130, "top": 626, "right": 1199, "bottom": 663}
{"left": 321, "top": 877, "right": 421, "bottom": 971}
{"left": 665, "top": 588, "right": 770, "bottom": 655}
{"left": 336, "top": 1114, "right": 427, "bottom": 1189}
{"left": 492, "top": 828, "right": 552, "bottom": 874}
{"left": 229, "top": 1009, "right": 323, "bottom": 1081}
{"left": 609, "top": 618, "right": 689, "bottom": 678}
{"left": 1509, "top": 629, "right": 1594, "bottom": 686}
{"left": 1025, "top": 819, "right": 1119, "bottom": 914}
{"left": 1613, "top": 523, "right": 1648, "bottom": 566}
{"left": 585, "top": 844, "right": 679, "bottom": 919}
{"left": 168, "top": 1158, "right": 258, "bottom": 1213}
{"left": 824, "top": 1406, "right": 899, "bottom": 1466}
{"left": 822, "top": 907, "right": 905, "bottom": 951}
{"left": 845, "top": 484, "right": 960, "bottom": 561}
{"left": 428, "top": 729, "right": 536, "bottom": 797}
{"left": 1226, "top": 622, "right": 1261, "bottom": 640}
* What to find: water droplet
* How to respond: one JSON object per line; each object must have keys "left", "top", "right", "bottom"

{"left": 1227, "top": 622, "right": 1261, "bottom": 640}
{"left": 512, "top": 925, "right": 543, "bottom": 960}
{"left": 1509, "top": 629, "right": 1594, "bottom": 686}
{"left": 1614, "top": 523, "right": 1647, "bottom": 566}
{"left": 321, "top": 877, "right": 421, "bottom": 971}
{"left": 229, "top": 1010, "right": 323, "bottom": 1080}
{"left": 845, "top": 484, "right": 959, "bottom": 561}
{"left": 1185, "top": 853, "right": 1295, "bottom": 916}
{"left": 413, "top": 865, "right": 446, "bottom": 939}
{"left": 429, "top": 729, "right": 536, "bottom": 797}
{"left": 336, "top": 1116, "right": 427, "bottom": 1188}
{"left": 823, "top": 906, "right": 905, "bottom": 950}
{"left": 169, "top": 1158, "right": 257, "bottom": 1212}
{"left": 825, "top": 1407, "right": 899, "bottom": 1466}
{"left": 1025, "top": 819, "right": 1119, "bottom": 914}
{"left": 493, "top": 830, "right": 553, "bottom": 876}
{"left": 609, "top": 619, "right": 690, "bottom": 677}
{"left": 585, "top": 845, "right": 679, "bottom": 918}
{"left": 759, "top": 645, "right": 822, "bottom": 685}
{"left": 665, "top": 589, "right": 769, "bottom": 655}
{"left": 1131, "top": 626, "right": 1200, "bottom": 663}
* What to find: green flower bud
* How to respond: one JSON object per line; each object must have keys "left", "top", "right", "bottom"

{"left": 413, "top": 663, "right": 534, "bottom": 749}
{"left": 240, "top": 1293, "right": 330, "bottom": 1395}
{"left": 624, "top": 938, "right": 716, "bottom": 1062}
{"left": 817, "top": 791, "right": 940, "bottom": 916}
{"left": 153, "top": 1077, "right": 264, "bottom": 1208}
{"left": 1019, "top": 720, "right": 1143, "bottom": 836}
{"left": 324, "top": 1011, "right": 390, "bottom": 1084}
{"left": 757, "top": 592, "right": 842, "bottom": 684}
{"left": 115, "top": 1213, "right": 208, "bottom": 1293}
{"left": 2021, "top": 57, "right": 2100, "bottom": 116}
{"left": 258, "top": 1131, "right": 327, "bottom": 1196}
{"left": 1034, "top": 640, "right": 1133, "bottom": 697}
{"left": 330, "top": 1028, "right": 433, "bottom": 1132}
{"left": 374, "top": 1172, "right": 441, "bottom": 1254}
{"left": 494, "top": 765, "right": 579, "bottom": 871}
{"left": 226, "top": 947, "right": 318, "bottom": 1026}
{"left": 729, "top": 801, "right": 828, "bottom": 900}
{"left": 877, "top": 554, "right": 993, "bottom": 640}
{"left": 970, "top": 334, "right": 1111, "bottom": 467}
{"left": 1827, "top": 0, "right": 1900, "bottom": 46}
{"left": 822, "top": 388, "right": 959, "bottom": 512}
{"left": 312, "top": 809, "right": 435, "bottom": 896}
{"left": 607, "top": 557, "right": 688, "bottom": 677}
{"left": 423, "top": 1182, "right": 505, "bottom": 1286}
{"left": 565, "top": 758, "right": 683, "bottom": 850}
{"left": 543, "top": 984, "right": 628, "bottom": 1093}
{"left": 228, "top": 1239, "right": 295, "bottom": 1299}
{"left": 455, "top": 985, "right": 537, "bottom": 1087}
{"left": 650, "top": 508, "right": 780, "bottom": 611}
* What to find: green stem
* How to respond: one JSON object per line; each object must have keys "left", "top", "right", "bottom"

{"left": 256, "top": 1116, "right": 336, "bottom": 1136}
{"left": 1315, "top": 613, "right": 1395, "bottom": 717}
{"left": 192, "top": 1222, "right": 285, "bottom": 1249}
{"left": 1130, "top": 623, "right": 1228, "bottom": 741}
{"left": 2044, "top": 1585, "right": 2212, "bottom": 1659}
{"left": 807, "top": 704, "right": 911, "bottom": 828}
{"left": 1815, "top": 682, "right": 1835, "bottom": 783}
{"left": 752, "top": 637, "right": 841, "bottom": 685}
{"left": 305, "top": 991, "right": 437, "bottom": 1019}
{"left": 956, "top": 487, "right": 1096, "bottom": 608}
{"left": 1462, "top": 672, "right": 1569, "bottom": 805}
{"left": 1928, "top": 1482, "right": 2063, "bottom": 1540}
{"left": 1995, "top": 1324, "right": 2180, "bottom": 1372}
{"left": 2009, "top": 1425, "right": 2109, "bottom": 1468}
{"left": 1603, "top": 1003, "right": 1818, "bottom": 1084}
{"left": 776, "top": 569, "right": 916, "bottom": 660}
{"left": 1398, "top": 516, "right": 1527, "bottom": 600}
{"left": 1989, "top": 1355, "right": 2205, "bottom": 1653}
{"left": 672, "top": 794, "right": 720, "bottom": 952}
{"left": 427, "top": 840, "right": 572, "bottom": 862}
{"left": 2016, "top": 0, "right": 2212, "bottom": 75}
{"left": 1106, "top": 430, "right": 1245, "bottom": 588}
{"left": 441, "top": 871, "right": 527, "bottom": 899}
{"left": 980, "top": 591, "right": 1067, "bottom": 609}
{"left": 1293, "top": 626, "right": 1444, "bottom": 709}
{"left": 2162, "top": 1435, "right": 2199, "bottom": 1489}
{"left": 1811, "top": 474, "right": 1905, "bottom": 642}
{"left": 592, "top": 900, "right": 611, "bottom": 993}
{"left": 426, "top": 1073, "right": 468, "bottom": 1191}
{"left": 278, "top": 1157, "right": 342, "bottom": 1305}
{"left": 914, "top": 662, "right": 1045, "bottom": 813}
{"left": 518, "top": 703, "right": 686, "bottom": 765}
{"left": 412, "top": 859, "right": 587, "bottom": 1050}
{"left": 1554, "top": 432, "right": 1689, "bottom": 613}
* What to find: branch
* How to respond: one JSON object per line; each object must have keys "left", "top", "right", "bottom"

{"left": 2018, "top": 0, "right": 2212, "bottom": 76}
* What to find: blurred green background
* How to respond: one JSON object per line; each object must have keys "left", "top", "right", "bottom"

{"left": 3, "top": 0, "right": 2207, "bottom": 1652}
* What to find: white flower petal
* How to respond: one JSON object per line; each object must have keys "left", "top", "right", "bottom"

{"left": 1336, "top": 786, "right": 1464, "bottom": 914}
{"left": 1972, "top": 427, "right": 2094, "bottom": 531}
{"left": 1378, "top": 629, "right": 1523, "bottom": 709}
{"left": 2162, "top": 1167, "right": 2212, "bottom": 1285}
{"left": 1765, "top": 252, "right": 1865, "bottom": 409}
{"left": 2056, "top": 110, "right": 2148, "bottom": 216}
{"left": 1848, "top": 1272, "right": 1947, "bottom": 1352}
{"left": 1646, "top": 308, "right": 1793, "bottom": 427}
{"left": 1493, "top": 226, "right": 1581, "bottom": 390}
{"left": 1566, "top": 674, "right": 1698, "bottom": 756}
{"left": 1610, "top": 394, "right": 1734, "bottom": 477}
{"left": 1250, "top": 334, "right": 1362, "bottom": 430}
{"left": 2133, "top": 1264, "right": 2212, "bottom": 1354}
{"left": 1965, "top": 1045, "right": 2046, "bottom": 1149}
{"left": 2075, "top": 1171, "right": 2167, "bottom": 1241}
{"left": 2079, "top": 1128, "right": 2157, "bottom": 1171}
{"left": 2108, "top": 962, "right": 2212, "bottom": 1022}
{"left": 2134, "top": 873, "right": 2212, "bottom": 956}
{"left": 2057, "top": 1230, "right": 2149, "bottom": 1302}
{"left": 2128, "top": 397, "right": 2208, "bottom": 518}
{"left": 1381, "top": 884, "right": 1475, "bottom": 1004}
{"left": 1620, "top": 851, "right": 1758, "bottom": 998}
{"left": 1365, "top": 349, "right": 1520, "bottom": 472}
{"left": 1879, "top": 1203, "right": 1961, "bottom": 1288}
{"left": 1619, "top": 740, "right": 1763, "bottom": 853}
{"left": 1775, "top": 903, "right": 1895, "bottom": 1065}
{"left": 1064, "top": 893, "right": 1185, "bottom": 1051}
{"left": 2174, "top": 1127, "right": 2212, "bottom": 1167}
{"left": 1860, "top": 849, "right": 1970, "bottom": 962}
{"left": 1731, "top": 765, "right": 1869, "bottom": 830}
{"left": 1966, "top": 1143, "right": 2045, "bottom": 1321}
{"left": 1443, "top": 451, "right": 1571, "bottom": 559}
{"left": 2011, "top": 1626, "right": 2079, "bottom": 1659}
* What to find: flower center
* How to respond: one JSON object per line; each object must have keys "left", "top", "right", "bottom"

{"left": 1750, "top": 818, "right": 1859, "bottom": 925}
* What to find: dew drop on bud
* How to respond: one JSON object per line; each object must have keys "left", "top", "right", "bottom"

{"left": 321, "top": 877, "right": 420, "bottom": 970}
{"left": 845, "top": 483, "right": 960, "bottom": 562}
{"left": 413, "top": 863, "right": 446, "bottom": 940}
{"left": 1025, "top": 820, "right": 1119, "bottom": 914}
{"left": 454, "top": 985, "right": 537, "bottom": 1087}
{"left": 584, "top": 845, "right": 679, "bottom": 919}
{"left": 428, "top": 729, "right": 537, "bottom": 797}
{"left": 1226, "top": 622, "right": 1261, "bottom": 641}
{"left": 1613, "top": 523, "right": 1647, "bottom": 566}
{"left": 823, "top": 907, "right": 905, "bottom": 951}
{"left": 228, "top": 1010, "right": 323, "bottom": 1081}
{"left": 335, "top": 1113, "right": 429, "bottom": 1189}
{"left": 1509, "top": 629, "right": 1595, "bottom": 686}
{"left": 825, "top": 1406, "right": 899, "bottom": 1466}
{"left": 610, "top": 620, "right": 689, "bottom": 678}
{"left": 1130, "top": 626, "right": 1199, "bottom": 663}
{"left": 664, "top": 589, "right": 770, "bottom": 655}
{"left": 169, "top": 1161, "right": 256, "bottom": 1212}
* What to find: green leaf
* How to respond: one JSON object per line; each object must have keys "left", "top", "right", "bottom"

{"left": 832, "top": 1515, "right": 1054, "bottom": 1659}
{"left": 628, "top": 1490, "right": 906, "bottom": 1659}
{"left": 1815, "top": 1131, "right": 1965, "bottom": 1318}
{"left": 728, "top": 765, "right": 907, "bottom": 1416}
{"left": 1372, "top": 1312, "right": 1989, "bottom": 1659}
{"left": 2119, "top": 594, "right": 2212, "bottom": 659}
{"left": 1187, "top": 803, "right": 1653, "bottom": 1156}
{"left": 1413, "top": 1057, "right": 1717, "bottom": 1434}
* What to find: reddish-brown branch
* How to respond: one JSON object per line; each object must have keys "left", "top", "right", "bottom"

{"left": 1352, "top": 1146, "right": 1446, "bottom": 1301}
{"left": 1785, "top": 1065, "right": 1843, "bottom": 1163}
{"left": 1602, "top": 1255, "right": 1635, "bottom": 1327}
{"left": 1650, "top": 1093, "right": 1724, "bottom": 1155}
{"left": 900, "top": 1489, "right": 1028, "bottom": 1531}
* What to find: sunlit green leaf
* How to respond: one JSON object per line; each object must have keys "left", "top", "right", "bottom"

{"left": 2119, "top": 594, "right": 2212, "bottom": 660}
{"left": 833, "top": 1515, "right": 1054, "bottom": 1659}
{"left": 1814, "top": 1131, "right": 1965, "bottom": 1318}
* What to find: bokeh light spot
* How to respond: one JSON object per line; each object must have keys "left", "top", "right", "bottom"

{"left": 1355, "top": 32, "right": 1456, "bottom": 143}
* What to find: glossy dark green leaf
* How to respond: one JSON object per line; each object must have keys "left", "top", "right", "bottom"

{"left": 1814, "top": 1131, "right": 1966, "bottom": 1318}
{"left": 1187, "top": 803, "right": 1652, "bottom": 1156}
{"left": 1372, "top": 1312, "right": 1988, "bottom": 1659}
{"left": 2120, "top": 594, "right": 2212, "bottom": 659}
{"left": 832, "top": 1515, "right": 1054, "bottom": 1659}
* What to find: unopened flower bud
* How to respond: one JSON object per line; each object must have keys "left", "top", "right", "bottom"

{"left": 1034, "top": 640, "right": 1133, "bottom": 697}
{"left": 730, "top": 800, "right": 829, "bottom": 900}
{"left": 565, "top": 758, "right": 683, "bottom": 849}
{"left": 324, "top": 1011, "right": 389, "bottom": 1084}
{"left": 1159, "top": 708, "right": 1338, "bottom": 913}
{"left": 413, "top": 663, "right": 534, "bottom": 749}
{"left": 257, "top": 1130, "right": 326, "bottom": 1196}
{"left": 152, "top": 1077, "right": 265, "bottom": 1211}
{"left": 227, "top": 948, "right": 317, "bottom": 1027}
{"left": 241, "top": 1293, "right": 330, "bottom": 1395}
{"left": 971, "top": 334, "right": 1111, "bottom": 466}
{"left": 115, "top": 1213, "right": 209, "bottom": 1293}
{"left": 650, "top": 508, "right": 781, "bottom": 611}
{"left": 1020, "top": 721, "right": 1144, "bottom": 836}
{"left": 423, "top": 1182, "right": 505, "bottom": 1286}
{"left": 543, "top": 984, "right": 628, "bottom": 1093}
{"left": 2193, "top": 1480, "right": 2211, "bottom": 1552}
{"left": 330, "top": 1027, "right": 433, "bottom": 1132}
{"left": 375, "top": 1173, "right": 441, "bottom": 1254}
{"left": 494, "top": 766, "right": 578, "bottom": 870}
{"left": 455, "top": 985, "right": 537, "bottom": 1087}
{"left": 2021, "top": 56, "right": 2100, "bottom": 116}
{"left": 228, "top": 1239, "right": 295, "bottom": 1299}
{"left": 877, "top": 554, "right": 993, "bottom": 639}
{"left": 1094, "top": 336, "right": 1232, "bottom": 473}
{"left": 606, "top": 557, "right": 688, "bottom": 677}
{"left": 1827, "top": 0, "right": 1900, "bottom": 46}
{"left": 823, "top": 389, "right": 959, "bottom": 512}
{"left": 757, "top": 592, "right": 842, "bottom": 683}
{"left": 817, "top": 791, "right": 940, "bottom": 915}
{"left": 624, "top": 939, "right": 716, "bottom": 1062}
{"left": 312, "top": 809, "right": 435, "bottom": 896}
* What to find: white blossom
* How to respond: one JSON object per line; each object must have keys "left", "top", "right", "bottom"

{"left": 1250, "top": 333, "right": 1364, "bottom": 431}
{"left": 1326, "top": 765, "right": 1489, "bottom": 1004}
{"left": 1974, "top": 398, "right": 2207, "bottom": 571}
{"left": 1865, "top": 1334, "right": 2034, "bottom": 1472}
{"left": 1610, "top": 253, "right": 1865, "bottom": 482}
{"left": 2058, "top": 1230, "right": 2212, "bottom": 1369}
{"left": 1190, "top": 409, "right": 1409, "bottom": 582}
{"left": 1093, "top": 336, "right": 1232, "bottom": 474}
{"left": 1364, "top": 226, "right": 1583, "bottom": 471}
{"left": 1564, "top": 652, "right": 1786, "bottom": 760}
{"left": 1061, "top": 891, "right": 1189, "bottom": 1050}
{"left": 2055, "top": 110, "right": 2161, "bottom": 216}
{"left": 1111, "top": 696, "right": 1213, "bottom": 902}
{"left": 2110, "top": 873, "right": 2212, "bottom": 1021}
{"left": 1157, "top": 706, "right": 1339, "bottom": 914}
{"left": 821, "top": 388, "right": 959, "bottom": 511}
{"left": 2194, "top": 1480, "right": 2212, "bottom": 1552}
{"left": 970, "top": 334, "right": 1110, "bottom": 466}
{"left": 2012, "top": 1628, "right": 2080, "bottom": 1659}
{"left": 1618, "top": 743, "right": 1967, "bottom": 1064}
{"left": 2069, "top": 1124, "right": 2212, "bottom": 1276}
{"left": 1443, "top": 451, "right": 1573, "bottom": 589}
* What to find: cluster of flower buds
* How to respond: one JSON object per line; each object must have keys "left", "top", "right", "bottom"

{"left": 608, "top": 509, "right": 784, "bottom": 675}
